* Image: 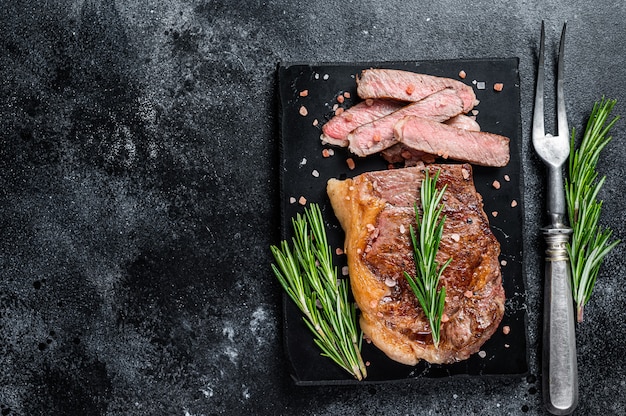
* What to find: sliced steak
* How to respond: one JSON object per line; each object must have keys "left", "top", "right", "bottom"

{"left": 320, "top": 99, "right": 404, "bottom": 147}
{"left": 327, "top": 164, "right": 504, "bottom": 365}
{"left": 357, "top": 69, "right": 478, "bottom": 113}
{"left": 347, "top": 89, "right": 464, "bottom": 157}
{"left": 394, "top": 116, "right": 510, "bottom": 167}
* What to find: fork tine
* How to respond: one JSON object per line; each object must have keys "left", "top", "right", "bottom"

{"left": 556, "top": 22, "right": 569, "bottom": 139}
{"left": 533, "top": 21, "right": 546, "bottom": 141}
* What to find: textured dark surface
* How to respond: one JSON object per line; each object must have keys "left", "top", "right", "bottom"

{"left": 1, "top": 1, "right": 625, "bottom": 415}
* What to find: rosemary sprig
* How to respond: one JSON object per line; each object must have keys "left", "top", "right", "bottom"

{"left": 404, "top": 170, "right": 451, "bottom": 348}
{"left": 566, "top": 97, "right": 621, "bottom": 323}
{"left": 270, "top": 203, "right": 367, "bottom": 380}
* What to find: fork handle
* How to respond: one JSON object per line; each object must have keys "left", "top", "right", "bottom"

{"left": 542, "top": 227, "right": 578, "bottom": 415}
{"left": 547, "top": 165, "right": 567, "bottom": 226}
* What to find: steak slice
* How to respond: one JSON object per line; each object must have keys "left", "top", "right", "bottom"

{"left": 347, "top": 89, "right": 464, "bottom": 157}
{"left": 394, "top": 116, "right": 510, "bottom": 167}
{"left": 320, "top": 99, "right": 404, "bottom": 147}
{"left": 327, "top": 164, "right": 505, "bottom": 365}
{"left": 357, "top": 69, "right": 478, "bottom": 113}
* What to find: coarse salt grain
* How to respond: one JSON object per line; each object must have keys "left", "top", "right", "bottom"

{"left": 335, "top": 107, "right": 344, "bottom": 116}
{"left": 462, "top": 168, "right": 470, "bottom": 180}
{"left": 312, "top": 119, "right": 319, "bottom": 126}
{"left": 451, "top": 233, "right": 461, "bottom": 242}
{"left": 471, "top": 109, "right": 479, "bottom": 116}
{"left": 493, "top": 83, "right": 504, "bottom": 92}
{"left": 399, "top": 224, "right": 406, "bottom": 234}
{"left": 323, "top": 74, "right": 329, "bottom": 80}
{"left": 337, "top": 95, "right": 345, "bottom": 104}
{"left": 441, "top": 313, "right": 450, "bottom": 323}
{"left": 298, "top": 196, "right": 307, "bottom": 205}
{"left": 504, "top": 174, "right": 510, "bottom": 182}
{"left": 336, "top": 247, "right": 344, "bottom": 255}
{"left": 478, "top": 350, "right": 487, "bottom": 358}
{"left": 501, "top": 259, "right": 508, "bottom": 266}
{"left": 384, "top": 277, "right": 396, "bottom": 287}
{"left": 299, "top": 106, "right": 308, "bottom": 116}
{"left": 504, "top": 343, "right": 510, "bottom": 348}
{"left": 502, "top": 325, "right": 511, "bottom": 335}
{"left": 299, "top": 89, "right": 309, "bottom": 97}
{"left": 492, "top": 211, "right": 498, "bottom": 217}
{"left": 327, "top": 149, "right": 335, "bottom": 156}
{"left": 289, "top": 197, "right": 296, "bottom": 204}
{"left": 312, "top": 169, "right": 319, "bottom": 177}
{"left": 492, "top": 180, "right": 501, "bottom": 189}
{"left": 343, "top": 92, "right": 351, "bottom": 98}
{"left": 511, "top": 199, "right": 518, "bottom": 208}
{"left": 322, "top": 149, "right": 331, "bottom": 158}
{"left": 332, "top": 103, "right": 339, "bottom": 111}
{"left": 476, "top": 81, "right": 486, "bottom": 90}
{"left": 346, "top": 158, "right": 355, "bottom": 170}
{"left": 459, "top": 70, "right": 467, "bottom": 79}
{"left": 342, "top": 266, "right": 349, "bottom": 276}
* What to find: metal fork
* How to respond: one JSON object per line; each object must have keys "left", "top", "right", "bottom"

{"left": 532, "top": 21, "right": 578, "bottom": 415}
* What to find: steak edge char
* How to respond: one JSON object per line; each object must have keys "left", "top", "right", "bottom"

{"left": 327, "top": 164, "right": 505, "bottom": 365}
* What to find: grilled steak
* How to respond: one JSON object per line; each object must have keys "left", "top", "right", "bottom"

{"left": 321, "top": 99, "right": 404, "bottom": 147}
{"left": 327, "top": 164, "right": 505, "bottom": 365}
{"left": 357, "top": 69, "right": 479, "bottom": 113}
{"left": 394, "top": 116, "right": 510, "bottom": 167}
{"left": 347, "top": 89, "right": 464, "bottom": 157}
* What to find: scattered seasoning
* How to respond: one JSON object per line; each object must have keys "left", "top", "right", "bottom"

{"left": 343, "top": 92, "right": 351, "bottom": 99}
{"left": 458, "top": 70, "right": 467, "bottom": 79}
{"left": 504, "top": 174, "right": 511, "bottom": 182}
{"left": 502, "top": 325, "right": 511, "bottom": 335}
{"left": 346, "top": 158, "right": 356, "bottom": 170}
{"left": 335, "top": 107, "right": 344, "bottom": 116}
{"left": 314, "top": 73, "right": 320, "bottom": 80}
{"left": 462, "top": 167, "right": 471, "bottom": 180}
{"left": 332, "top": 103, "right": 339, "bottom": 111}
{"left": 476, "top": 81, "right": 486, "bottom": 90}
{"left": 322, "top": 149, "right": 331, "bottom": 158}
{"left": 299, "top": 157, "right": 307, "bottom": 166}
{"left": 289, "top": 196, "right": 296, "bottom": 204}
{"left": 492, "top": 211, "right": 498, "bottom": 217}
{"left": 312, "top": 169, "right": 319, "bottom": 178}
{"left": 336, "top": 247, "right": 344, "bottom": 255}
{"left": 406, "top": 84, "right": 415, "bottom": 95}
{"left": 441, "top": 313, "right": 450, "bottom": 323}
{"left": 504, "top": 343, "right": 510, "bottom": 348}
{"left": 299, "top": 105, "right": 308, "bottom": 116}
{"left": 365, "top": 98, "right": 374, "bottom": 106}
{"left": 312, "top": 119, "right": 319, "bottom": 127}
{"left": 511, "top": 199, "right": 518, "bottom": 208}
{"left": 493, "top": 83, "right": 504, "bottom": 92}
{"left": 384, "top": 277, "right": 397, "bottom": 287}
{"left": 501, "top": 259, "right": 508, "bottom": 266}
{"left": 471, "top": 109, "right": 479, "bottom": 116}
{"left": 478, "top": 350, "right": 487, "bottom": 358}
{"left": 299, "top": 89, "right": 309, "bottom": 97}
{"left": 342, "top": 265, "right": 349, "bottom": 276}
{"left": 450, "top": 233, "right": 461, "bottom": 242}
{"left": 298, "top": 196, "right": 307, "bottom": 205}
{"left": 344, "top": 113, "right": 354, "bottom": 122}
{"left": 337, "top": 95, "right": 345, "bottom": 104}
{"left": 323, "top": 74, "right": 329, "bottom": 80}
{"left": 492, "top": 180, "right": 501, "bottom": 189}
{"left": 399, "top": 224, "right": 406, "bottom": 234}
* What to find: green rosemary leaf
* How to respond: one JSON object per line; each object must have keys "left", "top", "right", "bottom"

{"left": 403, "top": 169, "right": 450, "bottom": 348}
{"left": 566, "top": 97, "right": 621, "bottom": 323}
{"left": 270, "top": 203, "right": 367, "bottom": 380}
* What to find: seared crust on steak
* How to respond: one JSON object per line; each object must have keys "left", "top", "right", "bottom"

{"left": 327, "top": 165, "right": 505, "bottom": 365}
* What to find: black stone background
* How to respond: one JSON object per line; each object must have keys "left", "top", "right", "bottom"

{"left": 1, "top": 1, "right": 625, "bottom": 415}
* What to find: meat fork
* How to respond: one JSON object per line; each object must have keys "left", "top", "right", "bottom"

{"left": 532, "top": 22, "right": 578, "bottom": 415}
